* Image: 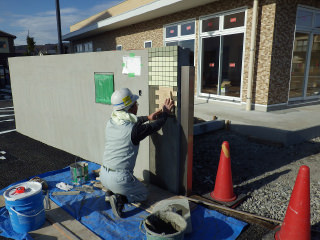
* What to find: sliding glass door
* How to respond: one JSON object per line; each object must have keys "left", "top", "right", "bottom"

{"left": 199, "top": 9, "right": 245, "bottom": 99}
{"left": 289, "top": 7, "right": 320, "bottom": 100}
{"left": 290, "top": 32, "right": 310, "bottom": 98}
{"left": 221, "top": 33, "right": 244, "bottom": 97}
{"left": 201, "top": 36, "right": 220, "bottom": 94}
{"left": 201, "top": 33, "right": 244, "bottom": 97}
{"left": 306, "top": 33, "right": 320, "bottom": 97}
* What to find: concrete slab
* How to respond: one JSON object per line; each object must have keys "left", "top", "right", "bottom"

{"left": 194, "top": 120, "right": 225, "bottom": 136}
{"left": 194, "top": 99, "right": 320, "bottom": 145}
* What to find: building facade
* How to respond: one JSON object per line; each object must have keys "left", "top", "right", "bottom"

{"left": 63, "top": 0, "right": 320, "bottom": 111}
{"left": 0, "top": 30, "right": 16, "bottom": 88}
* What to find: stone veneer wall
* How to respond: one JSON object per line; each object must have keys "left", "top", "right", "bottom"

{"left": 268, "top": 0, "right": 320, "bottom": 105}
{"left": 147, "top": 46, "right": 182, "bottom": 193}
{"left": 72, "top": 0, "right": 306, "bottom": 106}
{"left": 242, "top": 0, "right": 276, "bottom": 105}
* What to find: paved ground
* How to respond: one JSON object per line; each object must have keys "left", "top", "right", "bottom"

{"left": 0, "top": 100, "right": 77, "bottom": 191}
{"left": 194, "top": 98, "right": 320, "bottom": 145}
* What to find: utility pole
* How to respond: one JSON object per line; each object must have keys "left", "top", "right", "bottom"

{"left": 55, "top": 0, "right": 63, "bottom": 54}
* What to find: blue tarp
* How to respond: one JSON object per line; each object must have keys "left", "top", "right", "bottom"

{"left": 0, "top": 162, "right": 247, "bottom": 240}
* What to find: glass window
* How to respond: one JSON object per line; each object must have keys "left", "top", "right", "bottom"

{"left": 144, "top": 41, "right": 152, "bottom": 48}
{"left": 76, "top": 44, "right": 83, "bottom": 52}
{"left": 296, "top": 9, "right": 313, "bottom": 27}
{"left": 224, "top": 12, "right": 245, "bottom": 29}
{"left": 181, "top": 22, "right": 195, "bottom": 35}
{"left": 81, "top": 42, "right": 93, "bottom": 52}
{"left": 179, "top": 39, "right": 195, "bottom": 66}
{"left": 202, "top": 17, "right": 219, "bottom": 32}
{"left": 290, "top": 32, "right": 310, "bottom": 98}
{"left": 220, "top": 33, "right": 244, "bottom": 97}
{"left": 0, "top": 41, "right": 7, "bottom": 49}
{"left": 201, "top": 37, "right": 220, "bottom": 94}
{"left": 315, "top": 13, "right": 320, "bottom": 28}
{"left": 306, "top": 34, "right": 320, "bottom": 96}
{"left": 166, "top": 25, "right": 178, "bottom": 38}
{"left": 166, "top": 40, "right": 194, "bottom": 66}
{"left": 166, "top": 42, "right": 178, "bottom": 47}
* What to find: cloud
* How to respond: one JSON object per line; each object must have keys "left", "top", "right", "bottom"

{"left": 11, "top": 1, "right": 123, "bottom": 45}
{"left": 12, "top": 13, "right": 62, "bottom": 45}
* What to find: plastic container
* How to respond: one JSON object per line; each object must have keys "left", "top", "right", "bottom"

{"left": 3, "top": 181, "right": 45, "bottom": 233}
{"left": 70, "top": 161, "right": 89, "bottom": 185}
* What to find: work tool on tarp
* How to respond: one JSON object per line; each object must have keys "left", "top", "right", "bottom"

{"left": 52, "top": 191, "right": 80, "bottom": 196}
{"left": 74, "top": 185, "right": 94, "bottom": 193}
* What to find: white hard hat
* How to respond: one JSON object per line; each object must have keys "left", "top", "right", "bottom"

{"left": 111, "top": 88, "right": 139, "bottom": 111}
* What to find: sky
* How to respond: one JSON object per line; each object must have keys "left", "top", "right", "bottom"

{"left": 0, "top": 0, "right": 124, "bottom": 46}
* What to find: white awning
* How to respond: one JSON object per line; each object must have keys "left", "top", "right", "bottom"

{"left": 63, "top": 0, "right": 218, "bottom": 41}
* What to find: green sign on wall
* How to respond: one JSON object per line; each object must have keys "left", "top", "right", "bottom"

{"left": 94, "top": 72, "right": 114, "bottom": 104}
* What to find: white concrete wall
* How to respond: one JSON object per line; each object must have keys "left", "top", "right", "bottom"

{"left": 9, "top": 50, "right": 149, "bottom": 179}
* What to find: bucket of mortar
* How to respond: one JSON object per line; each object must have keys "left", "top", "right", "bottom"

{"left": 3, "top": 182, "right": 45, "bottom": 233}
{"left": 140, "top": 211, "right": 187, "bottom": 240}
{"left": 70, "top": 161, "right": 89, "bottom": 185}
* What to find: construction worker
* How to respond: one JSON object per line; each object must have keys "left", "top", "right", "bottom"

{"left": 100, "top": 88, "right": 174, "bottom": 218}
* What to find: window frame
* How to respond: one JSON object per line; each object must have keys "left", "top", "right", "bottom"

{"left": 163, "top": 19, "right": 196, "bottom": 66}
{"left": 289, "top": 5, "right": 320, "bottom": 101}
{"left": 164, "top": 19, "right": 196, "bottom": 43}
{"left": 144, "top": 41, "right": 152, "bottom": 48}
{"left": 198, "top": 7, "right": 247, "bottom": 101}
{"left": 116, "top": 45, "right": 122, "bottom": 51}
{"left": 74, "top": 41, "right": 93, "bottom": 53}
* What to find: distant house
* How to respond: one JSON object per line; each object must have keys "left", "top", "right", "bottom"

{"left": 62, "top": 0, "right": 320, "bottom": 111}
{"left": 15, "top": 43, "right": 70, "bottom": 56}
{"left": 0, "top": 30, "right": 16, "bottom": 88}
{"left": 36, "top": 44, "right": 57, "bottom": 56}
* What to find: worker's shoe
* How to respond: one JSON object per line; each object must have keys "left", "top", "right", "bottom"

{"left": 105, "top": 190, "right": 114, "bottom": 202}
{"left": 110, "top": 194, "right": 126, "bottom": 218}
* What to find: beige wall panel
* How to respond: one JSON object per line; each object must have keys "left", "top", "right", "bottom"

{"left": 9, "top": 50, "right": 149, "bottom": 179}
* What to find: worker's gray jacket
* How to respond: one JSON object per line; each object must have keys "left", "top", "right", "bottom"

{"left": 102, "top": 119, "right": 139, "bottom": 171}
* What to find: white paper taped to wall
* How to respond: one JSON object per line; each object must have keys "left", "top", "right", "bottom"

{"left": 122, "top": 55, "right": 141, "bottom": 76}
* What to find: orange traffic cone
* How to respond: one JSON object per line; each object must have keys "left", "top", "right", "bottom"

{"left": 275, "top": 165, "right": 310, "bottom": 240}
{"left": 210, "top": 141, "right": 236, "bottom": 202}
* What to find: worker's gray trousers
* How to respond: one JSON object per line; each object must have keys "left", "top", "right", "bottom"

{"left": 100, "top": 166, "right": 148, "bottom": 203}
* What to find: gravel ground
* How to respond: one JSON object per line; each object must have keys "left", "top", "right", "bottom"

{"left": 192, "top": 129, "right": 320, "bottom": 237}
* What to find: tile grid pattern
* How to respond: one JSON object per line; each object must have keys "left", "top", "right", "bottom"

{"left": 148, "top": 46, "right": 179, "bottom": 112}
{"left": 148, "top": 46, "right": 178, "bottom": 87}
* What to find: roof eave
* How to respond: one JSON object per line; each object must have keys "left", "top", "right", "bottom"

{"left": 62, "top": 0, "right": 217, "bottom": 41}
